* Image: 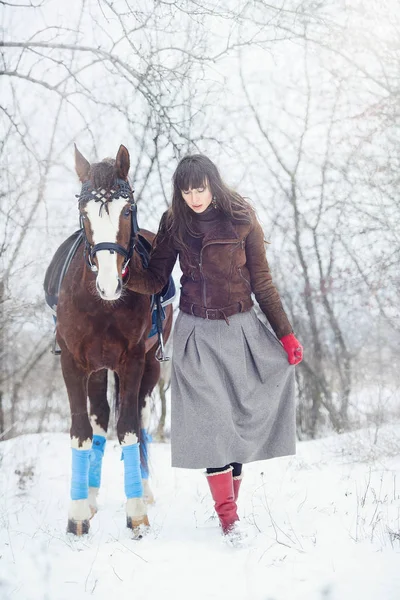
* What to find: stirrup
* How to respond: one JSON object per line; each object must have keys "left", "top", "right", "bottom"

{"left": 51, "top": 335, "right": 61, "bottom": 355}
{"left": 155, "top": 332, "right": 170, "bottom": 362}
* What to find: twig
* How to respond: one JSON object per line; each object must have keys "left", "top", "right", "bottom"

{"left": 110, "top": 536, "right": 148, "bottom": 563}
{"left": 112, "top": 565, "right": 123, "bottom": 581}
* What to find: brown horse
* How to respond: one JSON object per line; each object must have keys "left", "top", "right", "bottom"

{"left": 55, "top": 144, "right": 172, "bottom": 536}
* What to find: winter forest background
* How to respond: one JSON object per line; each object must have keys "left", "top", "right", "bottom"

{"left": 1, "top": 0, "right": 400, "bottom": 444}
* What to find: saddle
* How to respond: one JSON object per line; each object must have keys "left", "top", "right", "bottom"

{"left": 44, "top": 229, "right": 175, "bottom": 346}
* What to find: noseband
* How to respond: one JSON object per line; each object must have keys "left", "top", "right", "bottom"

{"left": 77, "top": 179, "right": 139, "bottom": 274}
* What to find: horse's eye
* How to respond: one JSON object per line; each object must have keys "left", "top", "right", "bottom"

{"left": 124, "top": 207, "right": 131, "bottom": 217}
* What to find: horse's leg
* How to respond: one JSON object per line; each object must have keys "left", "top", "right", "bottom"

{"left": 139, "top": 349, "right": 161, "bottom": 505}
{"left": 117, "top": 348, "right": 149, "bottom": 536}
{"left": 87, "top": 369, "right": 109, "bottom": 516}
{"left": 60, "top": 349, "right": 92, "bottom": 535}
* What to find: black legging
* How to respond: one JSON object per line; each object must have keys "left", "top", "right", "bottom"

{"left": 206, "top": 462, "right": 242, "bottom": 477}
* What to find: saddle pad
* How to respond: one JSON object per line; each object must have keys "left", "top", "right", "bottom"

{"left": 44, "top": 230, "right": 83, "bottom": 311}
{"left": 148, "top": 277, "right": 176, "bottom": 339}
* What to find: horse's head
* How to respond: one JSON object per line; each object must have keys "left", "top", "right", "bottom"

{"left": 75, "top": 144, "right": 137, "bottom": 301}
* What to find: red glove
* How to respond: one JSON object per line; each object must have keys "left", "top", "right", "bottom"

{"left": 280, "top": 333, "right": 303, "bottom": 365}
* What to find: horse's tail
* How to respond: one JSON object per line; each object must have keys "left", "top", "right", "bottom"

{"left": 113, "top": 372, "right": 120, "bottom": 423}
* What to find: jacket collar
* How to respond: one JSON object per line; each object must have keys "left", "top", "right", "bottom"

{"left": 201, "top": 214, "right": 240, "bottom": 243}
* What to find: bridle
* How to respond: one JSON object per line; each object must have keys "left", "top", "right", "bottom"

{"left": 76, "top": 176, "right": 170, "bottom": 362}
{"left": 77, "top": 178, "right": 139, "bottom": 274}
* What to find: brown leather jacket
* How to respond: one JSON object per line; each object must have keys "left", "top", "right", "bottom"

{"left": 127, "top": 210, "right": 293, "bottom": 339}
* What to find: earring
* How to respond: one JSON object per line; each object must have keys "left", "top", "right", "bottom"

{"left": 212, "top": 195, "right": 217, "bottom": 209}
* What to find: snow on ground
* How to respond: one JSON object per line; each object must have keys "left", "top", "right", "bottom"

{"left": 1, "top": 426, "right": 399, "bottom": 600}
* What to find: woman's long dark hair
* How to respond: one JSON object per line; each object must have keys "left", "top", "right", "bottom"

{"left": 165, "top": 154, "right": 253, "bottom": 255}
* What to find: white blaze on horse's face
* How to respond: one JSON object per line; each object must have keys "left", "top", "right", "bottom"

{"left": 85, "top": 196, "right": 128, "bottom": 301}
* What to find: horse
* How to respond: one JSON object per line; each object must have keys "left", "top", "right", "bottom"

{"left": 53, "top": 144, "right": 173, "bottom": 537}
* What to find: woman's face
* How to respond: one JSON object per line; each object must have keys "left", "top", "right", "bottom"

{"left": 181, "top": 180, "right": 213, "bottom": 214}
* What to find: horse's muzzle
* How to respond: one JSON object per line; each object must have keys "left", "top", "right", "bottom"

{"left": 96, "top": 276, "right": 122, "bottom": 301}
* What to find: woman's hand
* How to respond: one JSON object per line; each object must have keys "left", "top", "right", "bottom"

{"left": 280, "top": 333, "right": 303, "bottom": 365}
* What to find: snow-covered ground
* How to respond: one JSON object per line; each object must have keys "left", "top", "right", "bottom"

{"left": 1, "top": 426, "right": 399, "bottom": 600}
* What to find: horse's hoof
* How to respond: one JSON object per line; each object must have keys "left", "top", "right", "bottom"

{"left": 132, "top": 522, "right": 150, "bottom": 540}
{"left": 67, "top": 518, "right": 90, "bottom": 535}
{"left": 127, "top": 515, "right": 150, "bottom": 539}
{"left": 126, "top": 514, "right": 150, "bottom": 528}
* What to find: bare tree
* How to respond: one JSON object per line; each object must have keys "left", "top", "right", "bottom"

{"left": 1, "top": 0, "right": 398, "bottom": 440}
{"left": 233, "top": 2, "right": 400, "bottom": 436}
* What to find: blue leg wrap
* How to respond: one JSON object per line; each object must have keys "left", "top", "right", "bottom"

{"left": 89, "top": 435, "right": 106, "bottom": 488}
{"left": 140, "top": 428, "right": 152, "bottom": 480}
{"left": 70, "top": 448, "right": 91, "bottom": 501}
{"left": 122, "top": 443, "right": 143, "bottom": 499}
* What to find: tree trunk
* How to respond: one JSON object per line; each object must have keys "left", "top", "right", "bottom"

{"left": 0, "top": 391, "right": 4, "bottom": 436}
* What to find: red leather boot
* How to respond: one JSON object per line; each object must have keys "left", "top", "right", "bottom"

{"left": 233, "top": 474, "right": 243, "bottom": 502}
{"left": 206, "top": 467, "right": 239, "bottom": 534}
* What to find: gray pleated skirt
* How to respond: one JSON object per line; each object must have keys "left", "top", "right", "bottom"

{"left": 170, "top": 308, "right": 296, "bottom": 469}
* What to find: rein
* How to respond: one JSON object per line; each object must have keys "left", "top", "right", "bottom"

{"left": 77, "top": 178, "right": 139, "bottom": 274}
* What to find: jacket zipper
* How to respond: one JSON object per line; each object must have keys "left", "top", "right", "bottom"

{"left": 238, "top": 267, "right": 251, "bottom": 290}
{"left": 199, "top": 255, "right": 207, "bottom": 306}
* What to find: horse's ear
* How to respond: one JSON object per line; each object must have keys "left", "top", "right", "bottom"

{"left": 74, "top": 144, "right": 90, "bottom": 182}
{"left": 115, "top": 145, "right": 130, "bottom": 180}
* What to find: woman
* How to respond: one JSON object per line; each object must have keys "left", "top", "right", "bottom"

{"left": 127, "top": 155, "right": 303, "bottom": 536}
